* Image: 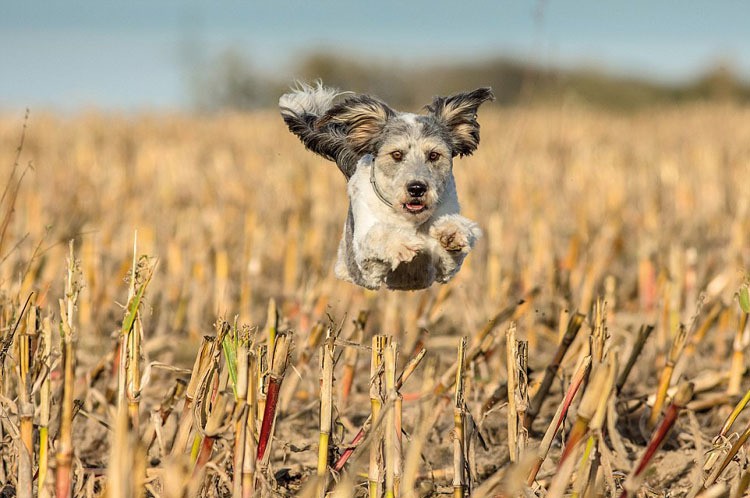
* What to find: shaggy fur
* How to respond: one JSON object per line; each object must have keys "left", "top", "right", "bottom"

{"left": 279, "top": 81, "right": 494, "bottom": 290}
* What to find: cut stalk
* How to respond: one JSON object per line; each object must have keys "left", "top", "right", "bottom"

{"left": 256, "top": 344, "right": 268, "bottom": 431}
{"left": 706, "top": 422, "right": 750, "bottom": 488}
{"left": 56, "top": 241, "right": 79, "bottom": 498}
{"left": 333, "top": 347, "right": 425, "bottom": 473}
{"left": 452, "top": 337, "right": 467, "bottom": 498}
{"left": 143, "top": 379, "right": 187, "bottom": 453}
{"left": 222, "top": 318, "right": 240, "bottom": 400}
{"left": 334, "top": 421, "right": 368, "bottom": 474}
{"left": 317, "top": 328, "right": 335, "bottom": 498}
{"left": 108, "top": 389, "right": 147, "bottom": 498}
{"left": 591, "top": 298, "right": 607, "bottom": 363}
{"left": 558, "top": 362, "right": 610, "bottom": 466}
{"left": 481, "top": 382, "right": 508, "bottom": 415}
{"left": 615, "top": 324, "right": 654, "bottom": 394}
{"left": 397, "top": 347, "right": 427, "bottom": 391}
{"left": 18, "top": 297, "right": 35, "bottom": 453}
{"left": 38, "top": 315, "right": 53, "bottom": 498}
{"left": 256, "top": 332, "right": 291, "bottom": 474}
{"left": 127, "top": 315, "right": 144, "bottom": 429}
{"left": 524, "top": 312, "right": 586, "bottom": 429}
{"left": 706, "top": 296, "right": 750, "bottom": 485}
{"left": 528, "top": 354, "right": 591, "bottom": 484}
{"left": 120, "top": 244, "right": 157, "bottom": 432}
{"left": 733, "top": 467, "right": 750, "bottom": 498}
{"left": 718, "top": 386, "right": 750, "bottom": 439}
{"left": 574, "top": 353, "right": 617, "bottom": 498}
{"left": 190, "top": 363, "right": 222, "bottom": 465}
{"left": 506, "top": 323, "right": 518, "bottom": 463}
{"left": 193, "top": 391, "right": 229, "bottom": 477}
{"left": 526, "top": 311, "right": 585, "bottom": 426}
{"left": 119, "top": 232, "right": 138, "bottom": 412}
{"left": 515, "top": 340, "right": 529, "bottom": 461}
{"left": 243, "top": 351, "right": 258, "bottom": 498}
{"left": 369, "top": 335, "right": 389, "bottom": 498}
{"left": 279, "top": 322, "right": 325, "bottom": 415}
{"left": 571, "top": 436, "right": 597, "bottom": 498}
{"left": 17, "top": 297, "right": 35, "bottom": 498}
{"left": 394, "top": 390, "right": 403, "bottom": 497}
{"left": 171, "top": 336, "right": 214, "bottom": 456}
{"left": 621, "top": 382, "right": 694, "bottom": 497}
{"left": 431, "top": 289, "right": 539, "bottom": 398}
{"left": 590, "top": 355, "right": 618, "bottom": 436}
{"left": 384, "top": 341, "right": 398, "bottom": 498}
{"left": 682, "top": 302, "right": 722, "bottom": 362}
{"left": 402, "top": 357, "right": 437, "bottom": 496}
{"left": 233, "top": 334, "right": 251, "bottom": 498}
{"left": 648, "top": 323, "right": 688, "bottom": 428}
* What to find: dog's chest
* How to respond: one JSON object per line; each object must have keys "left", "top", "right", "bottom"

{"left": 347, "top": 167, "right": 414, "bottom": 234}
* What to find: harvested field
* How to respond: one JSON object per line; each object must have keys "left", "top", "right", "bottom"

{"left": 0, "top": 103, "right": 749, "bottom": 497}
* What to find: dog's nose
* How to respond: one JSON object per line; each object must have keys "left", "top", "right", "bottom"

{"left": 407, "top": 181, "right": 427, "bottom": 198}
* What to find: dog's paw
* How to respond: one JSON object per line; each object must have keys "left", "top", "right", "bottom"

{"left": 438, "top": 228, "right": 470, "bottom": 252}
{"left": 430, "top": 216, "right": 481, "bottom": 254}
{"left": 387, "top": 237, "right": 424, "bottom": 268}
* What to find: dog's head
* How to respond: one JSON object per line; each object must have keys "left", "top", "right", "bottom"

{"left": 280, "top": 85, "right": 494, "bottom": 221}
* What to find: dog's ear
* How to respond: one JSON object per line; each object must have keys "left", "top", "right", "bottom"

{"left": 280, "top": 86, "right": 394, "bottom": 179}
{"left": 318, "top": 95, "right": 395, "bottom": 156}
{"left": 427, "top": 88, "right": 495, "bottom": 157}
{"left": 279, "top": 82, "right": 344, "bottom": 163}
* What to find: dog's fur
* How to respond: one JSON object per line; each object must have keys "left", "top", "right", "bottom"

{"left": 279, "top": 82, "right": 494, "bottom": 290}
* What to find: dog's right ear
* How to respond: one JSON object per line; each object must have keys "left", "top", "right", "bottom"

{"left": 317, "top": 95, "right": 395, "bottom": 156}
{"left": 280, "top": 85, "right": 394, "bottom": 178}
{"left": 279, "top": 82, "right": 343, "bottom": 163}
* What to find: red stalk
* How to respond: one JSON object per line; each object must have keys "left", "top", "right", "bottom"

{"left": 619, "top": 382, "right": 693, "bottom": 498}
{"left": 256, "top": 376, "right": 281, "bottom": 461}
{"left": 334, "top": 427, "right": 366, "bottom": 472}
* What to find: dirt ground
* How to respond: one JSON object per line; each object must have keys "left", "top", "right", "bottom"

{"left": 0, "top": 104, "right": 749, "bottom": 496}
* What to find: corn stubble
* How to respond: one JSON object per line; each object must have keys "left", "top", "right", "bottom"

{"left": 0, "top": 104, "right": 749, "bottom": 496}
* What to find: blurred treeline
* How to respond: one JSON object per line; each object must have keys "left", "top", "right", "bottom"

{"left": 190, "top": 50, "right": 750, "bottom": 112}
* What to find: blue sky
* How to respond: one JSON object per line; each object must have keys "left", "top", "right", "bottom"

{"left": 2, "top": 1, "right": 749, "bottom": 111}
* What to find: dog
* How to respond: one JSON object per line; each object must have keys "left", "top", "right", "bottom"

{"left": 279, "top": 82, "right": 494, "bottom": 290}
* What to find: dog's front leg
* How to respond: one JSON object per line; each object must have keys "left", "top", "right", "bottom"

{"left": 429, "top": 214, "right": 482, "bottom": 282}
{"left": 355, "top": 224, "right": 424, "bottom": 288}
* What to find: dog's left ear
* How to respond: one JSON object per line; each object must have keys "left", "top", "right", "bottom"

{"left": 427, "top": 88, "right": 495, "bottom": 157}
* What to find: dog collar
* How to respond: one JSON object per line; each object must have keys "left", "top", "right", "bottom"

{"left": 369, "top": 162, "right": 394, "bottom": 208}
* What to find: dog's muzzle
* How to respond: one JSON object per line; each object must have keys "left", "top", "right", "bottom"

{"left": 403, "top": 181, "right": 429, "bottom": 214}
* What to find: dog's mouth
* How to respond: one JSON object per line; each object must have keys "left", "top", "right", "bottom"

{"left": 403, "top": 199, "right": 428, "bottom": 214}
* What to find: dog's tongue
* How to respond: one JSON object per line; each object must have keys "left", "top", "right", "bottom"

{"left": 406, "top": 203, "right": 423, "bottom": 212}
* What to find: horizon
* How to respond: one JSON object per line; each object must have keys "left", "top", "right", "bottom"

{"left": 2, "top": 1, "right": 750, "bottom": 112}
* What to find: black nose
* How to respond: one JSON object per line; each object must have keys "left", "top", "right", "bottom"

{"left": 407, "top": 181, "right": 427, "bottom": 198}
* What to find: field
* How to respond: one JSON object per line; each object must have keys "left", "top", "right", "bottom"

{"left": 0, "top": 103, "right": 749, "bottom": 497}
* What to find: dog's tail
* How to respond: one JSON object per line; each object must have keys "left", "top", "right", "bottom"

{"left": 279, "top": 81, "right": 349, "bottom": 167}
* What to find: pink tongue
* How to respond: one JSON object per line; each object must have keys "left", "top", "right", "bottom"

{"left": 406, "top": 203, "right": 422, "bottom": 211}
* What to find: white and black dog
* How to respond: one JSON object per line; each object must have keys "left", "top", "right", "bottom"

{"left": 279, "top": 82, "right": 494, "bottom": 290}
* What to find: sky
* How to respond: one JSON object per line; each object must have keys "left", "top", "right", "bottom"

{"left": 2, "top": 1, "right": 749, "bottom": 112}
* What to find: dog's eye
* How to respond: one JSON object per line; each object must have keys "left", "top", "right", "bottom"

{"left": 390, "top": 151, "right": 403, "bottom": 162}
{"left": 428, "top": 151, "right": 441, "bottom": 162}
